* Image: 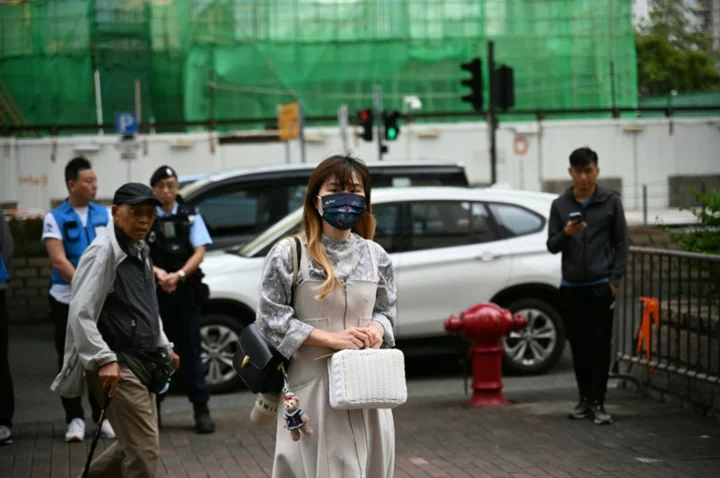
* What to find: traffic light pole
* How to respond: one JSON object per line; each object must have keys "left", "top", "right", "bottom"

{"left": 299, "top": 101, "right": 307, "bottom": 164}
{"left": 338, "top": 104, "right": 349, "bottom": 152}
{"left": 487, "top": 41, "right": 497, "bottom": 185}
{"left": 374, "top": 84, "right": 385, "bottom": 161}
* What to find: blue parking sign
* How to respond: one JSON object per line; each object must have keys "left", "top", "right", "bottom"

{"left": 115, "top": 112, "right": 138, "bottom": 135}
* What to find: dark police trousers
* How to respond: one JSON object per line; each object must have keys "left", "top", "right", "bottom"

{"left": 157, "top": 282, "right": 209, "bottom": 405}
{"left": 560, "top": 283, "right": 615, "bottom": 404}
{"left": 50, "top": 295, "right": 102, "bottom": 423}
{"left": 0, "top": 290, "right": 15, "bottom": 429}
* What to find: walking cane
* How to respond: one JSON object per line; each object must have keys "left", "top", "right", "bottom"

{"left": 81, "top": 391, "right": 112, "bottom": 478}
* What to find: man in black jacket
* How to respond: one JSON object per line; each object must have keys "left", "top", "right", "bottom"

{"left": 546, "top": 147, "right": 629, "bottom": 425}
{"left": 51, "top": 183, "right": 180, "bottom": 476}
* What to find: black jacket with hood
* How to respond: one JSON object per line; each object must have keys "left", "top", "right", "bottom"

{"left": 546, "top": 185, "right": 630, "bottom": 286}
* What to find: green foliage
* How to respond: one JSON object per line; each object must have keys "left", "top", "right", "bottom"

{"left": 667, "top": 189, "right": 720, "bottom": 307}
{"left": 8, "top": 217, "right": 46, "bottom": 258}
{"left": 670, "top": 189, "right": 720, "bottom": 255}
{"left": 636, "top": 34, "right": 720, "bottom": 97}
{"left": 635, "top": 0, "right": 720, "bottom": 97}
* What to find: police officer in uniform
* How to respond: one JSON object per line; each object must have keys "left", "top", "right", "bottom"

{"left": 42, "top": 157, "right": 116, "bottom": 442}
{"left": 148, "top": 166, "right": 215, "bottom": 434}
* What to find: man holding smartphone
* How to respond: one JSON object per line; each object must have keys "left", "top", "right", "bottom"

{"left": 546, "top": 147, "right": 629, "bottom": 425}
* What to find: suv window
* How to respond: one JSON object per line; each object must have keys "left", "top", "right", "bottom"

{"left": 373, "top": 203, "right": 402, "bottom": 253}
{"left": 488, "top": 203, "right": 544, "bottom": 237}
{"left": 410, "top": 201, "right": 472, "bottom": 250}
{"left": 470, "top": 202, "right": 498, "bottom": 244}
{"left": 196, "top": 185, "right": 296, "bottom": 238}
{"left": 371, "top": 172, "right": 468, "bottom": 189}
{"left": 287, "top": 185, "right": 306, "bottom": 212}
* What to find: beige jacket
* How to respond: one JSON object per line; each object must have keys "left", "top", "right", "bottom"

{"left": 50, "top": 226, "right": 173, "bottom": 398}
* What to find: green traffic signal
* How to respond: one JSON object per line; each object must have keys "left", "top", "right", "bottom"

{"left": 382, "top": 110, "right": 400, "bottom": 141}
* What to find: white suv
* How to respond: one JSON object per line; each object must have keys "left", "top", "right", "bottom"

{"left": 180, "top": 161, "right": 469, "bottom": 251}
{"left": 198, "top": 186, "right": 564, "bottom": 393}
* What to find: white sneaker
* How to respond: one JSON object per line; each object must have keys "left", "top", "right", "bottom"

{"left": 65, "top": 418, "right": 85, "bottom": 443}
{"left": 0, "top": 425, "right": 12, "bottom": 445}
{"left": 100, "top": 420, "right": 116, "bottom": 439}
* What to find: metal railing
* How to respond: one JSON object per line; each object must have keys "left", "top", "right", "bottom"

{"left": 613, "top": 246, "right": 720, "bottom": 385}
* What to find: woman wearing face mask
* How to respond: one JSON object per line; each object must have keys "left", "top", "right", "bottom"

{"left": 257, "top": 155, "right": 398, "bottom": 478}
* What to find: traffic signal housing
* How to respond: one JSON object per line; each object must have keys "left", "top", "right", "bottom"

{"left": 382, "top": 109, "right": 401, "bottom": 141}
{"left": 493, "top": 65, "right": 515, "bottom": 111}
{"left": 357, "top": 108, "right": 373, "bottom": 141}
{"left": 460, "top": 57, "right": 483, "bottom": 112}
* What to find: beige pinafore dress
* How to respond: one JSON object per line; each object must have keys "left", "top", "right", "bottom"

{"left": 272, "top": 239, "right": 396, "bottom": 478}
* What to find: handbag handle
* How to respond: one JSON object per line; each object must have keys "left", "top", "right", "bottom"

{"left": 314, "top": 351, "right": 338, "bottom": 361}
{"left": 289, "top": 236, "right": 301, "bottom": 306}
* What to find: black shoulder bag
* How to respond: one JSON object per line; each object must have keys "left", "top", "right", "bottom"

{"left": 233, "top": 237, "right": 301, "bottom": 394}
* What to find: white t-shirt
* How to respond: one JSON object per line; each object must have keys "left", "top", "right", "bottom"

{"left": 42, "top": 206, "right": 112, "bottom": 304}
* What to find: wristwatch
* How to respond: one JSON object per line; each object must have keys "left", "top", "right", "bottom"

{"left": 177, "top": 269, "right": 187, "bottom": 281}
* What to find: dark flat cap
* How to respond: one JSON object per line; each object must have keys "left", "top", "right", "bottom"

{"left": 150, "top": 165, "right": 177, "bottom": 187}
{"left": 113, "top": 182, "right": 162, "bottom": 207}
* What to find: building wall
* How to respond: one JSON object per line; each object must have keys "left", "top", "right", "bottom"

{"left": 1, "top": 117, "right": 720, "bottom": 213}
{"left": 7, "top": 257, "right": 52, "bottom": 322}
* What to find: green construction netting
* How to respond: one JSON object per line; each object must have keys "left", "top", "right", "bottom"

{"left": 0, "top": 0, "right": 637, "bottom": 133}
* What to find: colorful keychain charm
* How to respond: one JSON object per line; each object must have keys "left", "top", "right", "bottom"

{"left": 280, "top": 364, "right": 313, "bottom": 441}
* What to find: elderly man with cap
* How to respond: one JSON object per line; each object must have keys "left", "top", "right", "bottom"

{"left": 51, "top": 182, "right": 180, "bottom": 477}
{"left": 148, "top": 165, "right": 215, "bottom": 434}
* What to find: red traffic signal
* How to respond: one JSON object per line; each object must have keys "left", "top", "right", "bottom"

{"left": 357, "top": 108, "right": 373, "bottom": 141}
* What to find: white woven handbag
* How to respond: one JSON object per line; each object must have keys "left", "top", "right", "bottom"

{"left": 327, "top": 349, "right": 408, "bottom": 410}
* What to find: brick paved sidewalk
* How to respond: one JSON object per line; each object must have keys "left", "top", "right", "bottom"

{"left": 2, "top": 387, "right": 720, "bottom": 478}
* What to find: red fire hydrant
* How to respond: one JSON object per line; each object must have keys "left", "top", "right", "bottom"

{"left": 445, "top": 303, "right": 528, "bottom": 407}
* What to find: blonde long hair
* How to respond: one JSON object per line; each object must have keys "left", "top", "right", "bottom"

{"left": 299, "top": 155, "right": 376, "bottom": 300}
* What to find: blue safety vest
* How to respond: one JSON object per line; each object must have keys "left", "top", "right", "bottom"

{"left": 50, "top": 200, "right": 109, "bottom": 286}
{"left": 0, "top": 256, "right": 9, "bottom": 284}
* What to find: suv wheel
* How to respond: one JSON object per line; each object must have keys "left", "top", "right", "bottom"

{"left": 501, "top": 298, "right": 566, "bottom": 375}
{"left": 199, "top": 314, "right": 245, "bottom": 394}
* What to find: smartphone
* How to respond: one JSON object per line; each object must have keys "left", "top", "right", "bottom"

{"left": 569, "top": 211, "right": 584, "bottom": 223}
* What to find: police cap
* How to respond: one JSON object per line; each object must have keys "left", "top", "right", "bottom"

{"left": 113, "top": 182, "right": 162, "bottom": 207}
{"left": 150, "top": 165, "right": 178, "bottom": 187}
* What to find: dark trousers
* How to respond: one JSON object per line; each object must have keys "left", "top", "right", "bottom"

{"left": 50, "top": 295, "right": 102, "bottom": 423}
{"left": 0, "top": 290, "right": 15, "bottom": 429}
{"left": 560, "top": 283, "right": 615, "bottom": 404}
{"left": 157, "top": 283, "right": 209, "bottom": 405}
